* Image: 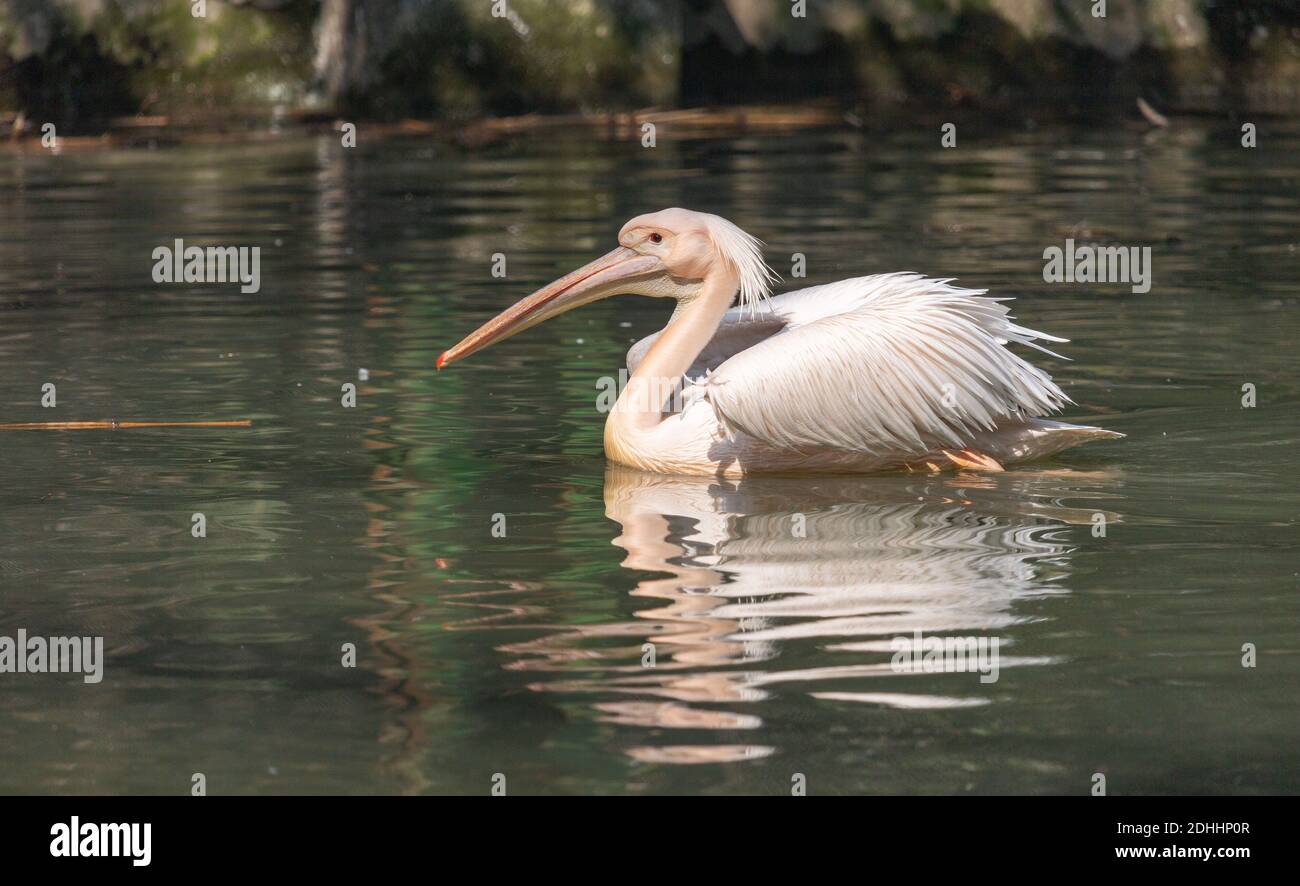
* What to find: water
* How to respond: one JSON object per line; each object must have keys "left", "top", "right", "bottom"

{"left": 1, "top": 121, "right": 1297, "bottom": 794}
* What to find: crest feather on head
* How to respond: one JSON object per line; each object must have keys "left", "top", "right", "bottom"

{"left": 697, "top": 213, "right": 780, "bottom": 316}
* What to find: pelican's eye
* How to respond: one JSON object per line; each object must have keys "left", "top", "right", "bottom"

{"left": 649, "top": 232, "right": 662, "bottom": 244}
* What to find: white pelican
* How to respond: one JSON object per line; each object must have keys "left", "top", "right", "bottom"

{"left": 438, "top": 208, "right": 1122, "bottom": 476}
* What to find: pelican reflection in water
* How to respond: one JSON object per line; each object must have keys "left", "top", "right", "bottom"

{"left": 484, "top": 465, "right": 1115, "bottom": 765}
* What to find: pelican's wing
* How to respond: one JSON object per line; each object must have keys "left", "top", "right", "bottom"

{"left": 704, "top": 274, "right": 1072, "bottom": 453}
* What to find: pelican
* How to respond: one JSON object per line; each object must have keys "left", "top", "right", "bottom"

{"left": 438, "top": 208, "right": 1122, "bottom": 476}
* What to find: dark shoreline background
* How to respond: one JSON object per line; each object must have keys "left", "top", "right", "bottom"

{"left": 3, "top": 0, "right": 1299, "bottom": 141}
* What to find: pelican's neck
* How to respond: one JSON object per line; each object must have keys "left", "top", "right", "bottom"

{"left": 615, "top": 269, "right": 737, "bottom": 432}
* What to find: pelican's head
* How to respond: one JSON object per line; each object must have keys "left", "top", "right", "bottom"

{"left": 437, "top": 208, "right": 775, "bottom": 368}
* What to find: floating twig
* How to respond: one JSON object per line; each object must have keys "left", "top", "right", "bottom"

{"left": 0, "top": 420, "right": 253, "bottom": 430}
{"left": 1136, "top": 97, "right": 1169, "bottom": 128}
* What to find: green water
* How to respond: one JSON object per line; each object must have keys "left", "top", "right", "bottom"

{"left": 0, "top": 122, "right": 1296, "bottom": 794}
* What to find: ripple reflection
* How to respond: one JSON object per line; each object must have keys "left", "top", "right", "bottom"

{"left": 476, "top": 465, "right": 1118, "bottom": 762}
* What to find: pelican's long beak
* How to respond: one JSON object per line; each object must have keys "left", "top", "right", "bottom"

{"left": 437, "top": 246, "right": 664, "bottom": 368}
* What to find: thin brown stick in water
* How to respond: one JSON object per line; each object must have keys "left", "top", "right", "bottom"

{"left": 0, "top": 420, "right": 253, "bottom": 430}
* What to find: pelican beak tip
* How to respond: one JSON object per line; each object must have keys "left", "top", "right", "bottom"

{"left": 436, "top": 351, "right": 448, "bottom": 370}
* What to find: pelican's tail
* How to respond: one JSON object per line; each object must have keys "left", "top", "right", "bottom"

{"left": 974, "top": 418, "right": 1124, "bottom": 465}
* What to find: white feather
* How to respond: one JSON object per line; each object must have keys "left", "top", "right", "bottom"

{"left": 701, "top": 273, "right": 1073, "bottom": 454}
{"left": 697, "top": 213, "right": 780, "bottom": 316}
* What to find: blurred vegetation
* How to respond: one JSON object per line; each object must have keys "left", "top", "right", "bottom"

{"left": 3, "top": 0, "right": 1300, "bottom": 132}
